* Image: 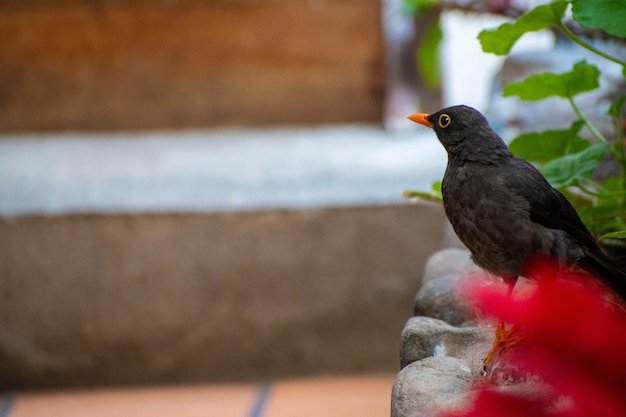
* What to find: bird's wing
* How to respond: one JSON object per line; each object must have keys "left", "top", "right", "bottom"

{"left": 502, "top": 158, "right": 596, "bottom": 246}
{"left": 503, "top": 157, "right": 626, "bottom": 299}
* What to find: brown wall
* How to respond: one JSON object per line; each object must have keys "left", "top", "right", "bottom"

{"left": 0, "top": 0, "right": 384, "bottom": 132}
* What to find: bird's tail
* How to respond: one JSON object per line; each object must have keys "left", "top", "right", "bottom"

{"left": 578, "top": 246, "right": 626, "bottom": 301}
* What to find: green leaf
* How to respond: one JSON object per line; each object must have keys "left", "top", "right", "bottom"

{"left": 431, "top": 180, "right": 442, "bottom": 194}
{"left": 600, "top": 231, "right": 626, "bottom": 240}
{"left": 600, "top": 176, "right": 625, "bottom": 193}
{"left": 539, "top": 142, "right": 609, "bottom": 188}
{"left": 417, "top": 17, "right": 443, "bottom": 90}
{"left": 593, "top": 176, "right": 626, "bottom": 208}
{"left": 571, "top": 0, "right": 626, "bottom": 39}
{"left": 578, "top": 204, "right": 626, "bottom": 237}
{"left": 610, "top": 140, "right": 626, "bottom": 165}
{"left": 508, "top": 120, "right": 590, "bottom": 164}
{"left": 607, "top": 96, "right": 626, "bottom": 163}
{"left": 478, "top": 1, "right": 568, "bottom": 55}
{"left": 607, "top": 96, "right": 626, "bottom": 118}
{"left": 401, "top": 0, "right": 439, "bottom": 15}
{"left": 503, "top": 60, "right": 600, "bottom": 101}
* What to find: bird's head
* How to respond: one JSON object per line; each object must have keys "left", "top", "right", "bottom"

{"left": 407, "top": 105, "right": 511, "bottom": 163}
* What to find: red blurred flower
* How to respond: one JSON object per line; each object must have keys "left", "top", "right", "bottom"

{"left": 441, "top": 260, "right": 626, "bottom": 417}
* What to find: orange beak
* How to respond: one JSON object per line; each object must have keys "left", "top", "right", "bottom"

{"left": 407, "top": 113, "right": 432, "bottom": 128}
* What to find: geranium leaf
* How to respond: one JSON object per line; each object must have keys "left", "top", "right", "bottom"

{"left": 578, "top": 204, "right": 626, "bottom": 236}
{"left": 503, "top": 60, "right": 600, "bottom": 101}
{"left": 571, "top": 0, "right": 626, "bottom": 38}
{"left": 607, "top": 96, "right": 626, "bottom": 118}
{"left": 478, "top": 1, "right": 568, "bottom": 55}
{"left": 509, "top": 120, "right": 589, "bottom": 164}
{"left": 596, "top": 177, "right": 626, "bottom": 206}
{"left": 539, "top": 142, "right": 609, "bottom": 188}
{"left": 401, "top": 0, "right": 439, "bottom": 15}
{"left": 417, "top": 17, "right": 443, "bottom": 90}
{"left": 600, "top": 231, "right": 626, "bottom": 240}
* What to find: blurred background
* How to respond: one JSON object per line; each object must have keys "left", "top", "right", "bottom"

{"left": 0, "top": 0, "right": 555, "bottom": 402}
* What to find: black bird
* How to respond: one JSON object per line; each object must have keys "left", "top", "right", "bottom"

{"left": 408, "top": 105, "right": 626, "bottom": 363}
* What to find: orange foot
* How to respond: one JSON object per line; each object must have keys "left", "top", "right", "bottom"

{"left": 483, "top": 319, "right": 523, "bottom": 370}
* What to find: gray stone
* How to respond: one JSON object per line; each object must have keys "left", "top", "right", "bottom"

{"left": 393, "top": 357, "right": 557, "bottom": 417}
{"left": 413, "top": 273, "right": 486, "bottom": 326}
{"left": 415, "top": 247, "right": 487, "bottom": 326}
{"left": 391, "top": 356, "right": 474, "bottom": 417}
{"left": 393, "top": 248, "right": 549, "bottom": 417}
{"left": 400, "top": 317, "right": 493, "bottom": 371}
{"left": 421, "top": 248, "right": 476, "bottom": 285}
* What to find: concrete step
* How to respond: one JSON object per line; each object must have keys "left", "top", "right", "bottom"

{"left": 0, "top": 125, "right": 444, "bottom": 215}
{"left": 0, "top": 126, "right": 447, "bottom": 390}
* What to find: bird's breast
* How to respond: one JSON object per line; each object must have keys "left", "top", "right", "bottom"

{"left": 440, "top": 163, "right": 530, "bottom": 276}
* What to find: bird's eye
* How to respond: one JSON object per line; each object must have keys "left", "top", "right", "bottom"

{"left": 438, "top": 114, "right": 451, "bottom": 128}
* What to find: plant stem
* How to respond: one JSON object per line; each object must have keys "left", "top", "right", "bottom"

{"left": 576, "top": 179, "right": 626, "bottom": 198}
{"left": 575, "top": 179, "right": 603, "bottom": 197}
{"left": 567, "top": 96, "right": 607, "bottom": 143}
{"left": 402, "top": 189, "right": 443, "bottom": 203}
{"left": 558, "top": 22, "right": 626, "bottom": 67}
{"left": 614, "top": 112, "right": 626, "bottom": 191}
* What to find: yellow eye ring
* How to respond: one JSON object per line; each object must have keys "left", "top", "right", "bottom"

{"left": 438, "top": 114, "right": 451, "bottom": 128}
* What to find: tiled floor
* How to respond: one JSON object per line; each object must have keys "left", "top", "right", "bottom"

{"left": 3, "top": 375, "right": 394, "bottom": 417}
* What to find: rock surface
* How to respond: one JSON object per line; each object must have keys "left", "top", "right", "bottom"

{"left": 391, "top": 356, "right": 473, "bottom": 417}
{"left": 420, "top": 248, "right": 477, "bottom": 285}
{"left": 392, "top": 246, "right": 546, "bottom": 417}
{"left": 399, "top": 317, "right": 492, "bottom": 370}
{"left": 413, "top": 274, "right": 482, "bottom": 326}
{"left": 392, "top": 248, "right": 502, "bottom": 417}
{"left": 414, "top": 247, "right": 487, "bottom": 326}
